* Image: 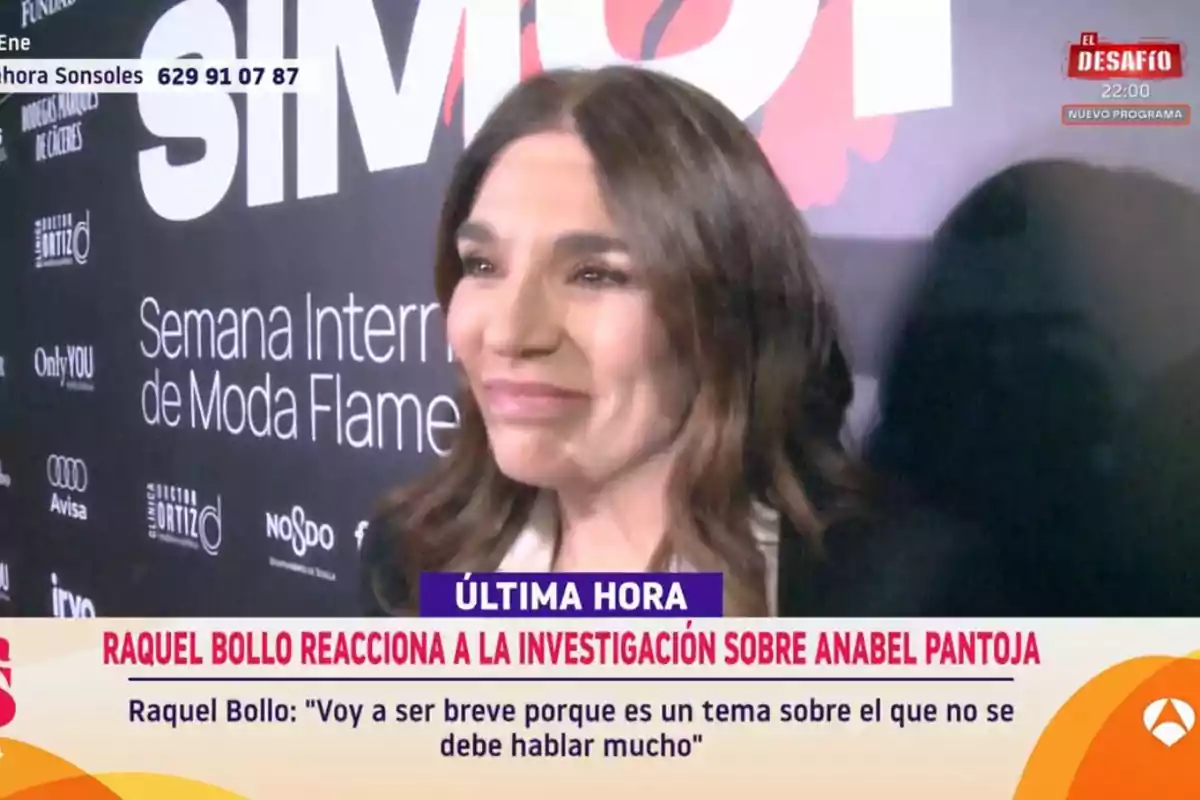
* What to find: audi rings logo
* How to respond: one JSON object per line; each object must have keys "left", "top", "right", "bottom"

{"left": 46, "top": 455, "right": 87, "bottom": 493}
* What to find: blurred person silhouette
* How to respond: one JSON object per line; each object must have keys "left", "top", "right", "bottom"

{"left": 359, "top": 66, "right": 1001, "bottom": 618}
{"left": 868, "top": 158, "right": 1200, "bottom": 615}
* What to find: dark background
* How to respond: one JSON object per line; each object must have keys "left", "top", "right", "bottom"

{"left": 0, "top": 0, "right": 1196, "bottom": 616}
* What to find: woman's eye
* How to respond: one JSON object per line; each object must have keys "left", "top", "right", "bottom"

{"left": 571, "top": 263, "right": 630, "bottom": 287}
{"left": 461, "top": 256, "right": 496, "bottom": 277}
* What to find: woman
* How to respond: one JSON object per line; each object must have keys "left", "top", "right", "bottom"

{"left": 361, "top": 66, "right": 995, "bottom": 617}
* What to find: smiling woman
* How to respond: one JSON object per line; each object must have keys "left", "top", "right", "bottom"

{"left": 360, "top": 65, "right": 998, "bottom": 618}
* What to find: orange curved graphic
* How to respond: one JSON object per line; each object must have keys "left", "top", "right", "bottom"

{"left": 0, "top": 738, "right": 244, "bottom": 800}
{"left": 1016, "top": 650, "right": 1200, "bottom": 799}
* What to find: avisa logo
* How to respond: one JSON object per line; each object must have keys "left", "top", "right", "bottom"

{"left": 1143, "top": 698, "right": 1196, "bottom": 747}
{"left": 33, "top": 344, "right": 95, "bottom": 392}
{"left": 266, "top": 505, "right": 335, "bottom": 558}
{"left": 33, "top": 210, "right": 90, "bottom": 268}
{"left": 145, "top": 482, "right": 221, "bottom": 556}
{"left": 45, "top": 454, "right": 88, "bottom": 521}
{"left": 50, "top": 572, "right": 95, "bottom": 618}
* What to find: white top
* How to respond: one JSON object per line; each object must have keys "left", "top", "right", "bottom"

{"left": 496, "top": 493, "right": 781, "bottom": 614}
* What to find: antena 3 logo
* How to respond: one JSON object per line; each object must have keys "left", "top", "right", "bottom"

{"left": 0, "top": 636, "right": 15, "bottom": 727}
{"left": 266, "top": 505, "right": 337, "bottom": 582}
{"left": 33, "top": 344, "right": 95, "bottom": 392}
{"left": 146, "top": 482, "right": 222, "bottom": 556}
{"left": 33, "top": 210, "right": 91, "bottom": 268}
{"left": 46, "top": 454, "right": 88, "bottom": 521}
{"left": 50, "top": 572, "right": 95, "bottom": 618}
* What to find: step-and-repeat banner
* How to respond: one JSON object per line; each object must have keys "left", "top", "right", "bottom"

{"left": 0, "top": 0, "right": 1197, "bottom": 616}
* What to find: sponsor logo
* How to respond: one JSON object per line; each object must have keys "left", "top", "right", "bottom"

{"left": 0, "top": 354, "right": 7, "bottom": 378}
{"left": 21, "top": 0, "right": 78, "bottom": 29}
{"left": 45, "top": 454, "right": 87, "bottom": 521}
{"left": 146, "top": 482, "right": 222, "bottom": 556}
{"left": 0, "top": 562, "right": 10, "bottom": 602}
{"left": 0, "top": 461, "right": 10, "bottom": 490}
{"left": 265, "top": 505, "right": 337, "bottom": 582}
{"left": 355, "top": 520, "right": 368, "bottom": 551}
{"left": 21, "top": 92, "right": 98, "bottom": 163}
{"left": 0, "top": 635, "right": 14, "bottom": 727}
{"left": 137, "top": 0, "right": 951, "bottom": 221}
{"left": 33, "top": 210, "right": 91, "bottom": 268}
{"left": 33, "top": 344, "right": 95, "bottom": 392}
{"left": 50, "top": 571, "right": 95, "bottom": 617}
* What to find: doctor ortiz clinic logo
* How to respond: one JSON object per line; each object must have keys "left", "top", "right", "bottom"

{"left": 136, "top": 0, "right": 951, "bottom": 220}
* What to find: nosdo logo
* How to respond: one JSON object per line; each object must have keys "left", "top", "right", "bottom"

{"left": 50, "top": 572, "right": 95, "bottom": 618}
{"left": 265, "top": 505, "right": 335, "bottom": 558}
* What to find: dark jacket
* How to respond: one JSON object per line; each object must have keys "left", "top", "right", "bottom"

{"left": 358, "top": 507, "right": 1015, "bottom": 617}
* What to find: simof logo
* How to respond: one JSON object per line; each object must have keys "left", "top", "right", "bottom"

{"left": 0, "top": 636, "right": 15, "bottom": 727}
{"left": 45, "top": 455, "right": 86, "bottom": 492}
{"left": 440, "top": 0, "right": 919, "bottom": 210}
{"left": 1143, "top": 698, "right": 1196, "bottom": 747}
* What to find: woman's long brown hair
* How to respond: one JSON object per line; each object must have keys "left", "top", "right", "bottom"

{"left": 370, "top": 66, "right": 870, "bottom": 616}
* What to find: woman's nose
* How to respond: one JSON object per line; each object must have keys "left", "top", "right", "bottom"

{"left": 482, "top": 274, "right": 562, "bottom": 357}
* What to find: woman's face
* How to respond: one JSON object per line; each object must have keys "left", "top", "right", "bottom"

{"left": 447, "top": 131, "right": 687, "bottom": 489}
